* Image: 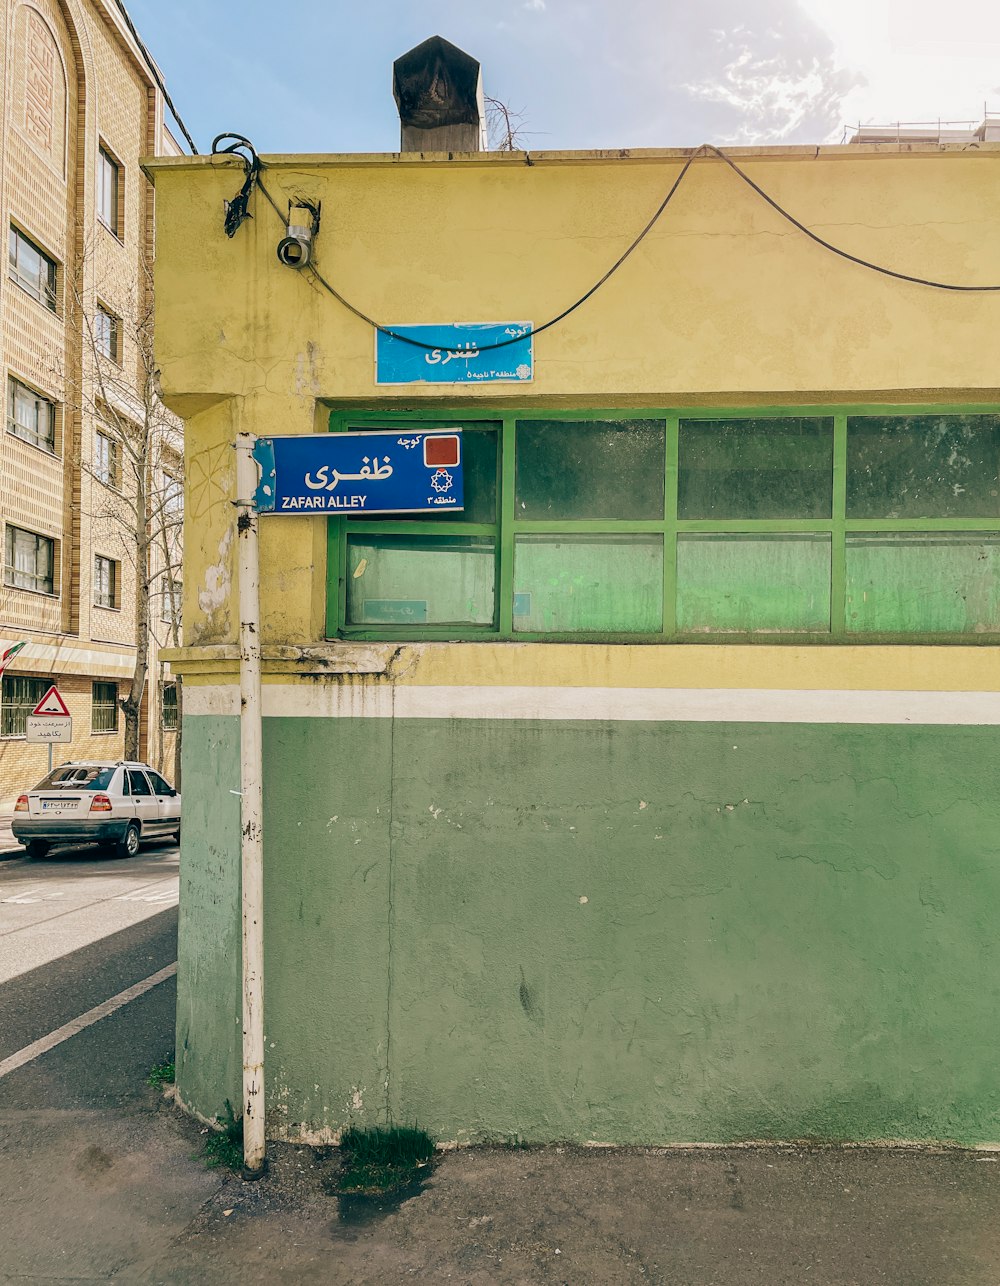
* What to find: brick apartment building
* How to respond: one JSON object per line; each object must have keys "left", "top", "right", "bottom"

{"left": 0, "top": 0, "right": 183, "bottom": 803}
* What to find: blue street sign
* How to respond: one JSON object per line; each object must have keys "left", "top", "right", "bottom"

{"left": 375, "top": 322, "right": 533, "bottom": 385}
{"left": 252, "top": 430, "right": 464, "bottom": 515}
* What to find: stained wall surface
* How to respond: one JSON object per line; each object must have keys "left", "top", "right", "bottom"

{"left": 149, "top": 143, "right": 1000, "bottom": 1144}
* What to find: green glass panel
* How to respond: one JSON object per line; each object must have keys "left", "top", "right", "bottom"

{"left": 515, "top": 420, "right": 666, "bottom": 520}
{"left": 345, "top": 426, "right": 498, "bottom": 524}
{"left": 677, "top": 534, "right": 831, "bottom": 632}
{"left": 347, "top": 535, "right": 495, "bottom": 626}
{"left": 514, "top": 534, "right": 663, "bottom": 633}
{"left": 846, "top": 533, "right": 1000, "bottom": 633}
{"left": 847, "top": 415, "right": 1000, "bottom": 519}
{"left": 677, "top": 418, "right": 834, "bottom": 519}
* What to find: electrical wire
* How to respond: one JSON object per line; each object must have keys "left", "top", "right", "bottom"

{"left": 109, "top": 0, "right": 199, "bottom": 155}
{"left": 211, "top": 136, "right": 1000, "bottom": 356}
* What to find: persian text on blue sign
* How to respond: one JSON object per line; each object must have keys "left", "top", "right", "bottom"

{"left": 252, "top": 431, "right": 464, "bottom": 515}
{"left": 375, "top": 322, "right": 533, "bottom": 385}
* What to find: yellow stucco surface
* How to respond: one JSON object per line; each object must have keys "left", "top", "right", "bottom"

{"left": 146, "top": 143, "right": 1000, "bottom": 665}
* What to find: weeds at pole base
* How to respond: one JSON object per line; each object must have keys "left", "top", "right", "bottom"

{"left": 147, "top": 1059, "right": 175, "bottom": 1088}
{"left": 203, "top": 1100, "right": 245, "bottom": 1171}
{"left": 334, "top": 1124, "right": 435, "bottom": 1195}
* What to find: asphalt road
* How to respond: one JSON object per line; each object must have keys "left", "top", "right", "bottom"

{"left": 0, "top": 840, "right": 180, "bottom": 1106}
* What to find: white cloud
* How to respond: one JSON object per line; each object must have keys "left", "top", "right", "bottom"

{"left": 800, "top": 0, "right": 1000, "bottom": 128}
{"left": 681, "top": 13, "right": 857, "bottom": 144}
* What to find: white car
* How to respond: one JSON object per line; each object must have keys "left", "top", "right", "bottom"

{"left": 12, "top": 760, "right": 181, "bottom": 859}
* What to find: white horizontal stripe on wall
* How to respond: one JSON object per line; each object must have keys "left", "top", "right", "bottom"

{"left": 183, "top": 683, "right": 1000, "bottom": 725}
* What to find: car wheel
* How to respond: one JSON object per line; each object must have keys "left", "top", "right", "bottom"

{"left": 25, "top": 840, "right": 49, "bottom": 859}
{"left": 117, "top": 823, "right": 140, "bottom": 859}
{"left": 172, "top": 823, "right": 181, "bottom": 844}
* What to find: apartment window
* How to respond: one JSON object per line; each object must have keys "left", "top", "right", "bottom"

{"left": 163, "top": 472, "right": 183, "bottom": 520}
{"left": 328, "top": 410, "right": 1000, "bottom": 641}
{"left": 1, "top": 675, "right": 47, "bottom": 738}
{"left": 94, "top": 430, "right": 119, "bottom": 486}
{"left": 94, "top": 305, "right": 120, "bottom": 362}
{"left": 7, "top": 376, "right": 55, "bottom": 452}
{"left": 161, "top": 578, "right": 182, "bottom": 625}
{"left": 97, "top": 146, "right": 121, "bottom": 236}
{"left": 9, "top": 226, "right": 56, "bottom": 310}
{"left": 4, "top": 525, "right": 55, "bottom": 595}
{"left": 91, "top": 681, "right": 118, "bottom": 733}
{"left": 162, "top": 681, "right": 178, "bottom": 730}
{"left": 93, "top": 555, "right": 118, "bottom": 609}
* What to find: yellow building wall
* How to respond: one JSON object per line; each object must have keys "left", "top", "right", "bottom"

{"left": 148, "top": 144, "right": 1000, "bottom": 651}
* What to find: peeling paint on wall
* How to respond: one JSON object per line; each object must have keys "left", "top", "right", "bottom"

{"left": 196, "top": 526, "right": 233, "bottom": 637}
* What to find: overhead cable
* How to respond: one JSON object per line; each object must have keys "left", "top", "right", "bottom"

{"left": 210, "top": 136, "right": 1000, "bottom": 356}
{"left": 111, "top": 0, "right": 199, "bottom": 155}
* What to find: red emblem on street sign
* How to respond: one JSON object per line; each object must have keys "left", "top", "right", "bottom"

{"left": 423, "top": 435, "right": 461, "bottom": 468}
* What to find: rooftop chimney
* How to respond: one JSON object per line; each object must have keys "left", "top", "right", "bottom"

{"left": 393, "top": 35, "right": 487, "bottom": 153}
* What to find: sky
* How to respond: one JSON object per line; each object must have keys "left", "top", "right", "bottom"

{"left": 127, "top": 0, "right": 1000, "bottom": 155}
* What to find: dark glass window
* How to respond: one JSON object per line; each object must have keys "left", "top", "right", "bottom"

{"left": 678, "top": 417, "right": 834, "bottom": 520}
{"left": 847, "top": 415, "right": 1000, "bottom": 519}
{"left": 516, "top": 419, "right": 666, "bottom": 520}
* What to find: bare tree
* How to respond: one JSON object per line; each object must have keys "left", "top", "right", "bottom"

{"left": 485, "top": 96, "right": 532, "bottom": 151}
{"left": 59, "top": 241, "right": 183, "bottom": 777}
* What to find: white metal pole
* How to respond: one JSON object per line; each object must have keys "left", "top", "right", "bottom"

{"left": 235, "top": 432, "right": 265, "bottom": 1177}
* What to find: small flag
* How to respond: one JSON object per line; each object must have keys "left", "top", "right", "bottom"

{"left": 0, "top": 641, "right": 27, "bottom": 679}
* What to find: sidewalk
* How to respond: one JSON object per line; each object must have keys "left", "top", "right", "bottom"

{"left": 4, "top": 1100, "right": 1000, "bottom": 1286}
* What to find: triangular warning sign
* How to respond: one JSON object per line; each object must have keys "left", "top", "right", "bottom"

{"left": 32, "top": 685, "right": 70, "bottom": 716}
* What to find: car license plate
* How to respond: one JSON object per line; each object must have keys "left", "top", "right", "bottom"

{"left": 40, "top": 799, "right": 76, "bottom": 811}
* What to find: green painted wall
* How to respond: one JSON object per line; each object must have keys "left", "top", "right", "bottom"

{"left": 175, "top": 716, "right": 242, "bottom": 1119}
{"left": 177, "top": 712, "right": 1000, "bottom": 1145}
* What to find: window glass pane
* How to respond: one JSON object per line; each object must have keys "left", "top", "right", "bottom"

{"left": 345, "top": 427, "right": 498, "bottom": 524}
{"left": 128, "top": 769, "right": 152, "bottom": 795}
{"left": 94, "top": 556, "right": 116, "bottom": 608}
{"left": 677, "top": 534, "right": 831, "bottom": 632}
{"left": 98, "top": 149, "right": 119, "bottom": 234}
{"left": 35, "top": 765, "right": 116, "bottom": 791}
{"left": 678, "top": 418, "right": 834, "bottom": 520}
{"left": 1, "top": 676, "right": 46, "bottom": 737}
{"left": 347, "top": 535, "right": 495, "bottom": 625}
{"left": 847, "top": 415, "right": 1000, "bottom": 518}
{"left": 4, "top": 525, "right": 54, "bottom": 593}
{"left": 515, "top": 419, "right": 666, "bottom": 520}
{"left": 514, "top": 534, "right": 663, "bottom": 632}
{"left": 92, "top": 681, "right": 117, "bottom": 731}
{"left": 846, "top": 533, "right": 1000, "bottom": 633}
{"left": 7, "top": 377, "right": 54, "bottom": 450}
{"left": 162, "top": 683, "right": 178, "bottom": 729}
{"left": 9, "top": 227, "right": 55, "bottom": 309}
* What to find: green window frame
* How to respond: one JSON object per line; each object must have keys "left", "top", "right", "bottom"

{"left": 325, "top": 406, "right": 1000, "bottom": 643}
{"left": 1, "top": 675, "right": 47, "bottom": 738}
{"left": 91, "top": 681, "right": 118, "bottom": 733}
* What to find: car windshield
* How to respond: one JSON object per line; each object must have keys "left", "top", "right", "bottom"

{"left": 33, "top": 766, "right": 116, "bottom": 792}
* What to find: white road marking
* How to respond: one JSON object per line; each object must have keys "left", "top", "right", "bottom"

{"left": 0, "top": 962, "right": 178, "bottom": 1080}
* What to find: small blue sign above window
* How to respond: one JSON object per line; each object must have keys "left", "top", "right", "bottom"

{"left": 375, "top": 323, "right": 533, "bottom": 385}
{"left": 253, "top": 430, "right": 464, "bottom": 515}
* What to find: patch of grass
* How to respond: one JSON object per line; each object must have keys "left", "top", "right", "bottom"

{"left": 203, "top": 1100, "right": 244, "bottom": 1171}
{"left": 147, "top": 1059, "right": 175, "bottom": 1089}
{"left": 337, "top": 1124, "right": 435, "bottom": 1195}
